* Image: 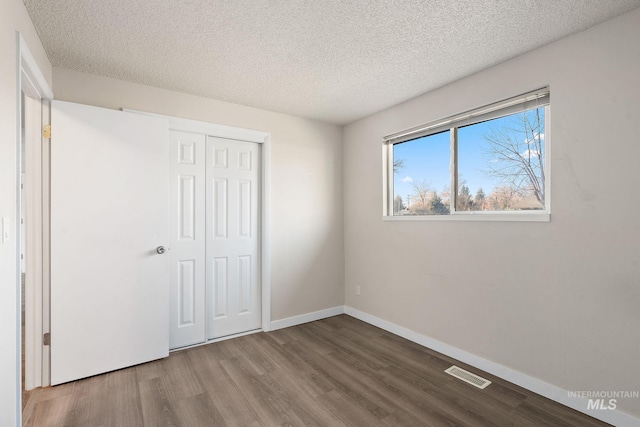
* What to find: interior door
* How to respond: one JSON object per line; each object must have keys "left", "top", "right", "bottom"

{"left": 50, "top": 100, "right": 169, "bottom": 385}
{"left": 168, "top": 130, "right": 206, "bottom": 349}
{"left": 206, "top": 137, "right": 261, "bottom": 339}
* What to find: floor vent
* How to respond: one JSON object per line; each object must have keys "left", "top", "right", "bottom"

{"left": 445, "top": 365, "right": 491, "bottom": 389}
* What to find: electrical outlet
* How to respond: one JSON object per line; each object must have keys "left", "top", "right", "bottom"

{"left": 355, "top": 285, "right": 361, "bottom": 296}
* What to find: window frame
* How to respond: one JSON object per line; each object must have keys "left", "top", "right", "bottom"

{"left": 383, "top": 88, "right": 550, "bottom": 222}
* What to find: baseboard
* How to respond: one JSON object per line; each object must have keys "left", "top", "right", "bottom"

{"left": 269, "top": 306, "right": 345, "bottom": 331}
{"left": 344, "top": 306, "right": 640, "bottom": 427}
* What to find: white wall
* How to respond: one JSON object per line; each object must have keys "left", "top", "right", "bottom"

{"left": 343, "top": 7, "right": 640, "bottom": 420}
{"left": 52, "top": 68, "right": 345, "bottom": 322}
{"left": 0, "top": 0, "right": 52, "bottom": 425}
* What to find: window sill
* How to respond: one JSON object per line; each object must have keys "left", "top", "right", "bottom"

{"left": 383, "top": 212, "right": 550, "bottom": 222}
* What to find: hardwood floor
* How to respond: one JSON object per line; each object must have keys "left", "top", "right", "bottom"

{"left": 22, "top": 315, "right": 611, "bottom": 427}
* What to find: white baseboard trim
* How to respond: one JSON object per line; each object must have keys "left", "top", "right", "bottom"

{"left": 344, "top": 306, "right": 640, "bottom": 427}
{"left": 270, "top": 306, "right": 345, "bottom": 331}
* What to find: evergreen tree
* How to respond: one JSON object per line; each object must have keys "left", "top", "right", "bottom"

{"left": 457, "top": 184, "right": 473, "bottom": 211}
{"left": 429, "top": 191, "right": 449, "bottom": 215}
{"left": 474, "top": 188, "right": 486, "bottom": 210}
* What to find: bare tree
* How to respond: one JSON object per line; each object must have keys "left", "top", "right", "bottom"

{"left": 409, "top": 180, "right": 431, "bottom": 214}
{"left": 487, "top": 186, "right": 524, "bottom": 210}
{"left": 483, "top": 109, "right": 545, "bottom": 205}
{"left": 440, "top": 185, "right": 451, "bottom": 209}
{"left": 392, "top": 157, "right": 406, "bottom": 214}
{"left": 393, "top": 159, "right": 404, "bottom": 174}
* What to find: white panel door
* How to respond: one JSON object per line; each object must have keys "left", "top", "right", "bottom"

{"left": 50, "top": 100, "right": 169, "bottom": 385}
{"left": 169, "top": 130, "right": 206, "bottom": 349}
{"left": 206, "top": 137, "right": 261, "bottom": 339}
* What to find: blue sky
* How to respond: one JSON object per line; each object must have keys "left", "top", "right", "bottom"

{"left": 393, "top": 110, "right": 544, "bottom": 203}
{"left": 393, "top": 130, "right": 451, "bottom": 201}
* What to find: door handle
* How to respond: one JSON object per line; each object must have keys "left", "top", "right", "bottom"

{"left": 156, "top": 246, "right": 166, "bottom": 255}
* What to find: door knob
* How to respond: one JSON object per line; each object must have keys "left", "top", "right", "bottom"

{"left": 156, "top": 246, "right": 166, "bottom": 254}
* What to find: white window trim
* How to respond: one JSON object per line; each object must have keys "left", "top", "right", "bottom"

{"left": 383, "top": 88, "right": 551, "bottom": 222}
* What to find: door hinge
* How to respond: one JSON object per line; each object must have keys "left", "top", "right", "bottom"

{"left": 43, "top": 332, "right": 51, "bottom": 346}
{"left": 43, "top": 125, "right": 51, "bottom": 139}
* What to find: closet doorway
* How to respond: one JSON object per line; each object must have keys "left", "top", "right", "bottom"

{"left": 168, "top": 129, "right": 266, "bottom": 350}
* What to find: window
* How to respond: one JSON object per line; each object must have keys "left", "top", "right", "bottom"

{"left": 384, "top": 88, "right": 550, "bottom": 221}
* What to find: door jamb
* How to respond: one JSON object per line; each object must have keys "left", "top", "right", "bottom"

{"left": 16, "top": 32, "right": 53, "bottom": 423}
{"left": 22, "top": 91, "right": 43, "bottom": 392}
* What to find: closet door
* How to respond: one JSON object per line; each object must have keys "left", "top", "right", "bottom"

{"left": 206, "top": 137, "right": 261, "bottom": 339}
{"left": 168, "top": 131, "right": 206, "bottom": 349}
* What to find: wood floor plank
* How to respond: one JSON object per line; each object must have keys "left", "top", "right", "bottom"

{"left": 172, "top": 392, "right": 227, "bottom": 427}
{"left": 251, "top": 332, "right": 335, "bottom": 397}
{"left": 158, "top": 349, "right": 205, "bottom": 402}
{"left": 59, "top": 372, "right": 108, "bottom": 427}
{"left": 138, "top": 377, "right": 180, "bottom": 427}
{"left": 379, "top": 365, "right": 505, "bottom": 427}
{"left": 442, "top": 377, "right": 527, "bottom": 416}
{"left": 136, "top": 357, "right": 165, "bottom": 382}
{"left": 441, "top": 379, "right": 537, "bottom": 427}
{"left": 284, "top": 340, "right": 395, "bottom": 418}
{"left": 104, "top": 367, "right": 144, "bottom": 427}
{"left": 219, "top": 355, "right": 308, "bottom": 426}
{"left": 207, "top": 336, "right": 247, "bottom": 361}
{"left": 187, "top": 347, "right": 259, "bottom": 426}
{"left": 371, "top": 333, "right": 455, "bottom": 378}
{"left": 24, "top": 393, "right": 76, "bottom": 427}
{"left": 23, "top": 315, "right": 613, "bottom": 427}
{"left": 26, "top": 380, "right": 75, "bottom": 403}
{"left": 327, "top": 344, "right": 476, "bottom": 427}
{"left": 259, "top": 371, "right": 347, "bottom": 427}
{"left": 185, "top": 344, "right": 229, "bottom": 385}
{"left": 513, "top": 399, "right": 575, "bottom": 426}
{"left": 316, "top": 389, "right": 387, "bottom": 427}
{"left": 285, "top": 323, "right": 342, "bottom": 356}
{"left": 201, "top": 376, "right": 258, "bottom": 426}
{"left": 381, "top": 408, "right": 457, "bottom": 427}
{"left": 519, "top": 393, "right": 610, "bottom": 427}
{"left": 305, "top": 321, "right": 392, "bottom": 370}
{"left": 21, "top": 388, "right": 42, "bottom": 425}
{"left": 232, "top": 335, "right": 278, "bottom": 375}
{"left": 263, "top": 326, "right": 296, "bottom": 345}
{"left": 327, "top": 315, "right": 386, "bottom": 338}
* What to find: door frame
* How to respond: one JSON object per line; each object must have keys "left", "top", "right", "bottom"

{"left": 16, "top": 32, "right": 53, "bottom": 417}
{"left": 125, "top": 110, "right": 272, "bottom": 333}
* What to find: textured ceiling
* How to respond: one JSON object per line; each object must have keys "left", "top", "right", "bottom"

{"left": 24, "top": 0, "right": 640, "bottom": 124}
